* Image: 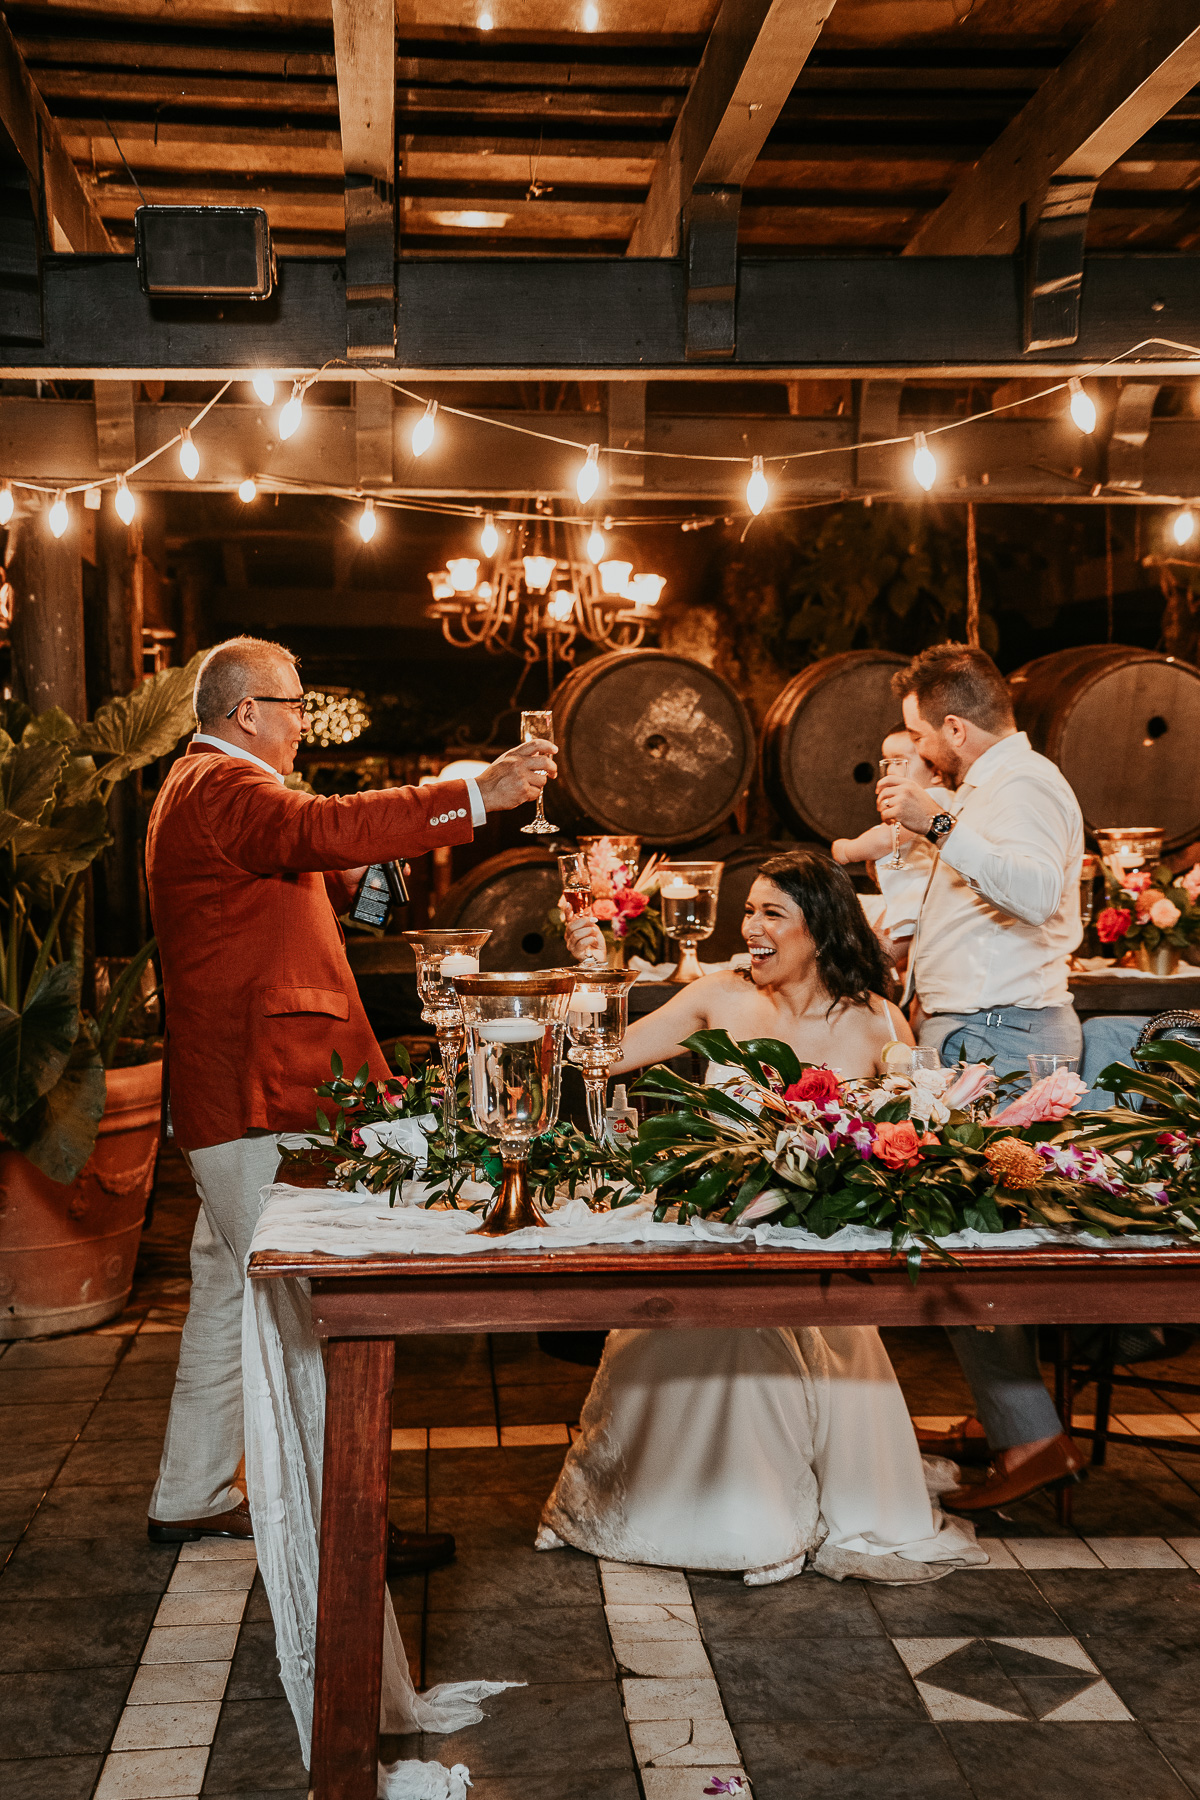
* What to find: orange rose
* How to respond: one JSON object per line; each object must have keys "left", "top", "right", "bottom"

{"left": 871, "top": 1120, "right": 925, "bottom": 1170}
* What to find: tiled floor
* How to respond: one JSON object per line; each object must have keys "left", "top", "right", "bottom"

{"left": 3, "top": 1148, "right": 1200, "bottom": 1800}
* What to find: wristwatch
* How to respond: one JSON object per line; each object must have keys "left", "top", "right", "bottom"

{"left": 926, "top": 812, "right": 956, "bottom": 845}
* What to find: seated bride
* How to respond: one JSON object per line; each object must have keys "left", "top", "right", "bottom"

{"left": 538, "top": 848, "right": 985, "bottom": 1586}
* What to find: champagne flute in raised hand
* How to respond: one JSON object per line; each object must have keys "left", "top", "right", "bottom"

{"left": 879, "top": 754, "right": 907, "bottom": 869}
{"left": 519, "top": 709, "right": 559, "bottom": 836}
{"left": 557, "top": 850, "right": 604, "bottom": 968}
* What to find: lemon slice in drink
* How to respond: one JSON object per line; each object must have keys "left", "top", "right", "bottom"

{"left": 881, "top": 1041, "right": 913, "bottom": 1071}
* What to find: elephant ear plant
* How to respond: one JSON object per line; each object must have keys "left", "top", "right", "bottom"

{"left": 0, "top": 651, "right": 204, "bottom": 1183}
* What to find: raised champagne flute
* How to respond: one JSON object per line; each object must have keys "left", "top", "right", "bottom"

{"left": 519, "top": 709, "right": 559, "bottom": 836}
{"left": 557, "top": 851, "right": 604, "bottom": 969}
{"left": 879, "top": 754, "right": 907, "bottom": 869}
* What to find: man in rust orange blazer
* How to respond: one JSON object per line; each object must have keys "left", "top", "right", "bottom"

{"left": 144, "top": 635, "right": 554, "bottom": 1563}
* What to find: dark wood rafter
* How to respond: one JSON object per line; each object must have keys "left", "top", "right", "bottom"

{"left": 332, "top": 0, "right": 396, "bottom": 361}
{"left": 903, "top": 0, "right": 1200, "bottom": 352}
{"left": 0, "top": 11, "right": 111, "bottom": 255}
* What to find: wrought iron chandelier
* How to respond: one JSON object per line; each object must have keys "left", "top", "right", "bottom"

{"left": 427, "top": 499, "right": 665, "bottom": 667}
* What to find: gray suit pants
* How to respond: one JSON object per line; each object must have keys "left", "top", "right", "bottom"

{"left": 918, "top": 1004, "right": 1081, "bottom": 1449}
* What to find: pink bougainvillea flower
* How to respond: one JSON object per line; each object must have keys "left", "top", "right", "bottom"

{"left": 1096, "top": 906, "right": 1131, "bottom": 944}
{"left": 1149, "top": 897, "right": 1181, "bottom": 929}
{"left": 992, "top": 1067, "right": 1087, "bottom": 1129}
{"left": 944, "top": 1062, "right": 996, "bottom": 1109}
{"left": 1182, "top": 864, "right": 1200, "bottom": 901}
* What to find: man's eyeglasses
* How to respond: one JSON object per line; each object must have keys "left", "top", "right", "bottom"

{"left": 226, "top": 695, "right": 311, "bottom": 719}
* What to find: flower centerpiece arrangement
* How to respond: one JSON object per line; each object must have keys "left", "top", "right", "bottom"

{"left": 628, "top": 1029, "right": 1200, "bottom": 1268}
{"left": 1091, "top": 860, "right": 1200, "bottom": 973}
{"left": 547, "top": 837, "right": 667, "bottom": 966}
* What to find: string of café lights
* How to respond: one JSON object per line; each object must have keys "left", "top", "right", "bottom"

{"left": 4, "top": 337, "right": 1200, "bottom": 558}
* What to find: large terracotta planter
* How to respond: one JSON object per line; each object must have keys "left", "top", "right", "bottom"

{"left": 0, "top": 1058, "right": 163, "bottom": 1339}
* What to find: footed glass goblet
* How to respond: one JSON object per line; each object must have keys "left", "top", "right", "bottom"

{"left": 403, "top": 929, "right": 492, "bottom": 1168}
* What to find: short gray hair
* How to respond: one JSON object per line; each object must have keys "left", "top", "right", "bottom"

{"left": 193, "top": 636, "right": 298, "bottom": 728}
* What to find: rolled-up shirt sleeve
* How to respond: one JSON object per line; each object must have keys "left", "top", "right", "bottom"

{"left": 936, "top": 780, "right": 1073, "bottom": 926}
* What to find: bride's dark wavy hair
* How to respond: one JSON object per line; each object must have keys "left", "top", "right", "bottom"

{"left": 755, "top": 849, "right": 894, "bottom": 1009}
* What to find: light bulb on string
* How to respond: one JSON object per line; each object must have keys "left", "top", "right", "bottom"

{"left": 480, "top": 513, "right": 499, "bottom": 557}
{"left": 358, "top": 497, "right": 377, "bottom": 544}
{"left": 252, "top": 374, "right": 276, "bottom": 406}
{"left": 411, "top": 399, "right": 438, "bottom": 458}
{"left": 477, "top": 8, "right": 494, "bottom": 25}
{"left": 576, "top": 442, "right": 601, "bottom": 504}
{"left": 0, "top": 482, "right": 12, "bottom": 526}
{"left": 1173, "top": 506, "right": 1196, "bottom": 547}
{"left": 114, "top": 477, "right": 136, "bottom": 525}
{"left": 583, "top": 1, "right": 599, "bottom": 25}
{"left": 48, "top": 492, "right": 69, "bottom": 539}
{"left": 587, "top": 521, "right": 606, "bottom": 562}
{"left": 278, "top": 381, "right": 306, "bottom": 441}
{"left": 179, "top": 427, "right": 200, "bottom": 481}
{"left": 238, "top": 477, "right": 258, "bottom": 504}
{"left": 911, "top": 431, "right": 937, "bottom": 492}
{"left": 746, "top": 454, "right": 768, "bottom": 516}
{"left": 1068, "top": 377, "right": 1096, "bottom": 434}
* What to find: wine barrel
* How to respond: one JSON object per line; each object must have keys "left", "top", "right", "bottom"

{"left": 1008, "top": 646, "right": 1200, "bottom": 849}
{"left": 547, "top": 651, "right": 756, "bottom": 846}
{"left": 433, "top": 848, "right": 566, "bottom": 970}
{"left": 760, "top": 651, "right": 908, "bottom": 842}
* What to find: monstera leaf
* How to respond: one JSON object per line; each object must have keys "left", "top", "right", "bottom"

{"left": 75, "top": 650, "right": 205, "bottom": 787}
{"left": 0, "top": 959, "right": 82, "bottom": 1127}
{"left": 3, "top": 1018, "right": 106, "bottom": 1184}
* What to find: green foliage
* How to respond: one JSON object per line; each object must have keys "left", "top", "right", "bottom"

{"left": 75, "top": 650, "right": 205, "bottom": 791}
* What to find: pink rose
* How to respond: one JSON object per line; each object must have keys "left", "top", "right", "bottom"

{"left": 1135, "top": 887, "right": 1162, "bottom": 920}
{"left": 944, "top": 1062, "right": 996, "bottom": 1109}
{"left": 591, "top": 897, "right": 618, "bottom": 921}
{"left": 1096, "top": 906, "right": 1131, "bottom": 944}
{"left": 1124, "top": 869, "right": 1153, "bottom": 895}
{"left": 617, "top": 889, "right": 648, "bottom": 919}
{"left": 1182, "top": 864, "right": 1200, "bottom": 901}
{"left": 871, "top": 1120, "right": 925, "bottom": 1170}
{"left": 991, "top": 1067, "right": 1087, "bottom": 1129}
{"left": 785, "top": 1067, "right": 841, "bottom": 1106}
{"left": 1149, "top": 897, "right": 1181, "bottom": 930}
{"left": 349, "top": 1127, "right": 365, "bottom": 1148}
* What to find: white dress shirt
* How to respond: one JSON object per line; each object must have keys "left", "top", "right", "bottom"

{"left": 874, "top": 784, "right": 957, "bottom": 941}
{"left": 909, "top": 732, "right": 1083, "bottom": 1014}
{"left": 191, "top": 734, "right": 487, "bottom": 824}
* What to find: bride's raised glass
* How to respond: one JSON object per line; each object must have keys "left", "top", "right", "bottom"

{"left": 659, "top": 861, "right": 722, "bottom": 984}
{"left": 402, "top": 928, "right": 491, "bottom": 1169}
{"left": 519, "top": 709, "right": 559, "bottom": 836}
{"left": 565, "top": 967, "right": 639, "bottom": 1143}
{"left": 449, "top": 969, "right": 577, "bottom": 1234}
{"left": 557, "top": 851, "right": 604, "bottom": 969}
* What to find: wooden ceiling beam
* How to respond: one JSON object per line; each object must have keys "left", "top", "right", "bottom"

{"left": 627, "top": 0, "right": 836, "bottom": 260}
{"left": 331, "top": 0, "right": 396, "bottom": 361}
{"left": 0, "top": 13, "right": 111, "bottom": 253}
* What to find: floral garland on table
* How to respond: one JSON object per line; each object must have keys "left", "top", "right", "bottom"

{"left": 546, "top": 837, "right": 667, "bottom": 964}
{"left": 296, "top": 1049, "right": 634, "bottom": 1212}
{"left": 1092, "top": 860, "right": 1200, "bottom": 961}
{"left": 629, "top": 1029, "right": 1200, "bottom": 1272}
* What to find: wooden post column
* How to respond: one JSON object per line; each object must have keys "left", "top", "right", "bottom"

{"left": 8, "top": 505, "right": 87, "bottom": 718}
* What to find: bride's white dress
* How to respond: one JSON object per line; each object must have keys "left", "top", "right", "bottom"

{"left": 537, "top": 1061, "right": 985, "bottom": 1585}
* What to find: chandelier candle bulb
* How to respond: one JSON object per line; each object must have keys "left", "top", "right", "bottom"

{"left": 598, "top": 558, "right": 632, "bottom": 595}
{"left": 278, "top": 382, "right": 305, "bottom": 440}
{"left": 577, "top": 443, "right": 601, "bottom": 504}
{"left": 1174, "top": 507, "right": 1196, "bottom": 546}
{"left": 252, "top": 374, "right": 276, "bottom": 406}
{"left": 912, "top": 432, "right": 937, "bottom": 491}
{"left": 476, "top": 1018, "right": 546, "bottom": 1044}
{"left": 746, "top": 454, "right": 768, "bottom": 515}
{"left": 179, "top": 427, "right": 200, "bottom": 481}
{"left": 587, "top": 523, "right": 605, "bottom": 562}
{"left": 412, "top": 400, "right": 438, "bottom": 457}
{"left": 48, "top": 491, "right": 69, "bottom": 538}
{"left": 439, "top": 952, "right": 480, "bottom": 977}
{"left": 0, "top": 482, "right": 12, "bottom": 525}
{"left": 547, "top": 591, "right": 574, "bottom": 622}
{"left": 1068, "top": 377, "right": 1097, "bottom": 434}
{"left": 523, "top": 553, "right": 557, "bottom": 593}
{"left": 447, "top": 557, "right": 480, "bottom": 593}
{"left": 358, "top": 497, "right": 377, "bottom": 543}
{"left": 480, "top": 513, "right": 499, "bottom": 557}
{"left": 238, "top": 477, "right": 257, "bottom": 503}
{"left": 114, "top": 477, "right": 136, "bottom": 524}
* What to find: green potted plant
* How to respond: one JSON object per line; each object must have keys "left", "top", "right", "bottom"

{"left": 0, "top": 653, "right": 203, "bottom": 1338}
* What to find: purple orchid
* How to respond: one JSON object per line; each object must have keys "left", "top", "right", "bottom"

{"left": 703, "top": 1780, "right": 748, "bottom": 1796}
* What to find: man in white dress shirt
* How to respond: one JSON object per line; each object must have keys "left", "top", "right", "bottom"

{"left": 878, "top": 643, "right": 1086, "bottom": 1512}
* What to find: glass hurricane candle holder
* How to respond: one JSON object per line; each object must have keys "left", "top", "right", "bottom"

{"left": 1095, "top": 828, "right": 1164, "bottom": 875}
{"left": 403, "top": 929, "right": 492, "bottom": 1168}
{"left": 450, "top": 970, "right": 577, "bottom": 1234}
{"left": 565, "top": 967, "right": 640, "bottom": 1143}
{"left": 658, "top": 861, "right": 723, "bottom": 984}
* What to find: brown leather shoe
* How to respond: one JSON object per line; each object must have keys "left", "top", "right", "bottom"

{"left": 387, "top": 1526, "right": 455, "bottom": 1575}
{"left": 148, "top": 1496, "right": 253, "bottom": 1544}
{"left": 914, "top": 1417, "right": 991, "bottom": 1467}
{"left": 942, "top": 1433, "right": 1086, "bottom": 1513}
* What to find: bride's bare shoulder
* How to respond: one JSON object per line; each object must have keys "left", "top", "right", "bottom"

{"left": 693, "top": 969, "right": 757, "bottom": 1020}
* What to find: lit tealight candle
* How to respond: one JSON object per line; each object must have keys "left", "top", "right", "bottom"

{"left": 440, "top": 952, "right": 480, "bottom": 976}
{"left": 660, "top": 880, "right": 699, "bottom": 899}
{"left": 477, "top": 1019, "right": 545, "bottom": 1044}
{"left": 568, "top": 988, "right": 607, "bottom": 1015}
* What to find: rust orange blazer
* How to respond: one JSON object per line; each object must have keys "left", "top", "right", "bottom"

{"left": 146, "top": 743, "right": 475, "bottom": 1150}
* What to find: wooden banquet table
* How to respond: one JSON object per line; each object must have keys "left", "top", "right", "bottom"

{"left": 247, "top": 1233, "right": 1200, "bottom": 1800}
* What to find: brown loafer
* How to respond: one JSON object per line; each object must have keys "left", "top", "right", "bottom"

{"left": 942, "top": 1432, "right": 1086, "bottom": 1514}
{"left": 387, "top": 1526, "right": 455, "bottom": 1575}
{"left": 148, "top": 1496, "right": 253, "bottom": 1544}
{"left": 914, "top": 1417, "right": 991, "bottom": 1467}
